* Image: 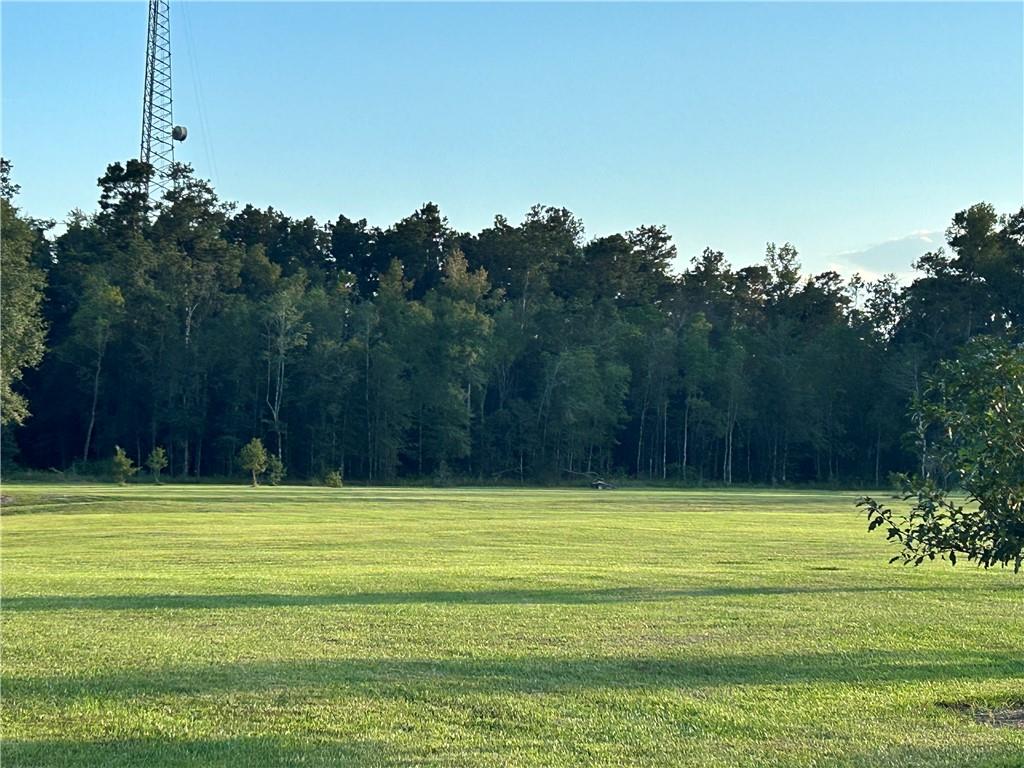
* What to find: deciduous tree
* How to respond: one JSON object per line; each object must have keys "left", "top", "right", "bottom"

{"left": 0, "top": 161, "right": 47, "bottom": 426}
{"left": 146, "top": 446, "right": 168, "bottom": 483}
{"left": 240, "top": 438, "right": 269, "bottom": 487}
{"left": 861, "top": 337, "right": 1024, "bottom": 571}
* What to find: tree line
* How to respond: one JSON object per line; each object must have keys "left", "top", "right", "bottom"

{"left": 2, "top": 158, "right": 1021, "bottom": 485}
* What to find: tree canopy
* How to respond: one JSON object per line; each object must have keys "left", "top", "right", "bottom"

{"left": 1, "top": 160, "right": 48, "bottom": 429}
{"left": 3, "top": 159, "right": 1021, "bottom": 487}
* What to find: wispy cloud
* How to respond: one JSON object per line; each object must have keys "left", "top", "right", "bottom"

{"left": 825, "top": 230, "right": 943, "bottom": 283}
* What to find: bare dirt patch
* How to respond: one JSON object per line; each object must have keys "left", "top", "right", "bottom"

{"left": 939, "top": 701, "right": 1024, "bottom": 728}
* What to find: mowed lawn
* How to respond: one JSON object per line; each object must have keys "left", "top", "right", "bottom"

{"left": 1, "top": 485, "right": 1021, "bottom": 767}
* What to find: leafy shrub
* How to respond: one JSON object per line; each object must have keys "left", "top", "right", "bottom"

{"left": 146, "top": 446, "right": 168, "bottom": 483}
{"left": 266, "top": 454, "right": 285, "bottom": 486}
{"left": 111, "top": 445, "right": 138, "bottom": 485}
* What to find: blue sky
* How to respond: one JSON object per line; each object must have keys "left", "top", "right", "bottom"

{"left": 3, "top": 2, "right": 1021, "bottom": 276}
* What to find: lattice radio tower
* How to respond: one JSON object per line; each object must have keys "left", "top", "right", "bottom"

{"left": 140, "top": 0, "right": 186, "bottom": 197}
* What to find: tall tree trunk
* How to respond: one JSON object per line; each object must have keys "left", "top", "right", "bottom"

{"left": 662, "top": 401, "right": 668, "bottom": 480}
{"left": 682, "top": 399, "right": 690, "bottom": 479}
{"left": 727, "top": 413, "right": 732, "bottom": 485}
{"left": 466, "top": 381, "right": 472, "bottom": 471}
{"left": 782, "top": 430, "right": 789, "bottom": 484}
{"left": 635, "top": 395, "right": 648, "bottom": 477}
{"left": 874, "top": 426, "right": 881, "bottom": 487}
{"left": 771, "top": 431, "right": 777, "bottom": 486}
{"left": 82, "top": 350, "right": 103, "bottom": 462}
{"left": 365, "top": 319, "right": 372, "bottom": 483}
{"left": 722, "top": 397, "right": 735, "bottom": 485}
{"left": 699, "top": 432, "right": 705, "bottom": 485}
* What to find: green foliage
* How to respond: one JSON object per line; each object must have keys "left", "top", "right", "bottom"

{"left": 0, "top": 166, "right": 48, "bottom": 426}
{"left": 110, "top": 445, "right": 138, "bottom": 485}
{"left": 861, "top": 337, "right": 1024, "bottom": 571}
{"left": 239, "top": 438, "right": 268, "bottom": 486}
{"left": 322, "top": 469, "right": 343, "bottom": 488}
{"left": 265, "top": 454, "right": 285, "bottom": 486}
{"left": 66, "top": 277, "right": 125, "bottom": 355}
{"left": 146, "top": 446, "right": 168, "bottom": 483}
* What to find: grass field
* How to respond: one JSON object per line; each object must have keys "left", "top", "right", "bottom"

{"left": 1, "top": 485, "right": 1021, "bottom": 767}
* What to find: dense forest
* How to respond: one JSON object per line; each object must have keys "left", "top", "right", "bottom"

{"left": 2, "top": 158, "right": 1021, "bottom": 485}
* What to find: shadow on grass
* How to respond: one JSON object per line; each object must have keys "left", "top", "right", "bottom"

{"left": 0, "top": 736, "right": 396, "bottom": 768}
{"left": 5, "top": 648, "right": 1020, "bottom": 701}
{"left": 832, "top": 744, "right": 1024, "bottom": 768}
{"left": 1, "top": 491, "right": 509, "bottom": 512}
{"left": 5, "top": 730, "right": 1022, "bottom": 768}
{"left": 1, "top": 584, "right": 950, "bottom": 612}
